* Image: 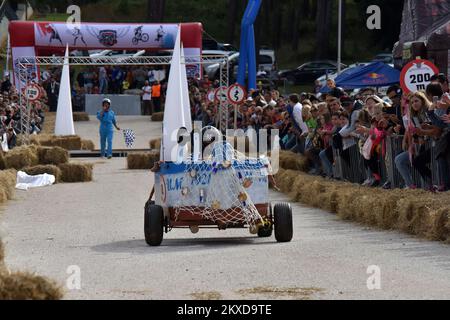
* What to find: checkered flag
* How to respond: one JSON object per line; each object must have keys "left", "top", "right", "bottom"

{"left": 123, "top": 129, "right": 136, "bottom": 148}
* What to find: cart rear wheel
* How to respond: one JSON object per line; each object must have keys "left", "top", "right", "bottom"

{"left": 144, "top": 204, "right": 164, "bottom": 246}
{"left": 274, "top": 203, "right": 293, "bottom": 242}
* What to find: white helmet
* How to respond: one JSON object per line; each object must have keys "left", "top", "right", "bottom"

{"left": 202, "top": 126, "right": 221, "bottom": 145}
{"left": 102, "top": 98, "right": 111, "bottom": 105}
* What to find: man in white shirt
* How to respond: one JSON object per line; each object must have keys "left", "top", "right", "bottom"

{"left": 141, "top": 80, "right": 152, "bottom": 116}
{"left": 290, "top": 94, "right": 309, "bottom": 154}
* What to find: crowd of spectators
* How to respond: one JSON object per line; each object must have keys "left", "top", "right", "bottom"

{"left": 186, "top": 74, "right": 450, "bottom": 192}
{"left": 0, "top": 73, "right": 47, "bottom": 151}
{"left": 4, "top": 62, "right": 449, "bottom": 192}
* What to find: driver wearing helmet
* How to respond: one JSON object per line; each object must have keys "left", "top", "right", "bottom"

{"left": 97, "top": 98, "right": 121, "bottom": 159}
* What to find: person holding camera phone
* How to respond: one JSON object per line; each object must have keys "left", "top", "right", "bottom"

{"left": 394, "top": 92, "right": 440, "bottom": 190}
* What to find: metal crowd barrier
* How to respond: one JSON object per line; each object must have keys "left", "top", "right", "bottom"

{"left": 332, "top": 135, "right": 445, "bottom": 188}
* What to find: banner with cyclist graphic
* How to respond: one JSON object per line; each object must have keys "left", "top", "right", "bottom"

{"left": 9, "top": 21, "right": 203, "bottom": 84}
{"left": 34, "top": 22, "right": 179, "bottom": 49}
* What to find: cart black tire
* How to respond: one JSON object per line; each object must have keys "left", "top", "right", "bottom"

{"left": 144, "top": 204, "right": 164, "bottom": 246}
{"left": 144, "top": 200, "right": 155, "bottom": 213}
{"left": 257, "top": 225, "right": 273, "bottom": 237}
{"left": 274, "top": 203, "right": 293, "bottom": 242}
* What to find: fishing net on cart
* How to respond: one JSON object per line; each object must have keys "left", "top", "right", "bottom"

{"left": 173, "top": 142, "right": 269, "bottom": 230}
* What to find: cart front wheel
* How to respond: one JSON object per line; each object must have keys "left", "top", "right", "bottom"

{"left": 144, "top": 204, "right": 164, "bottom": 246}
{"left": 274, "top": 203, "right": 293, "bottom": 242}
{"left": 257, "top": 224, "right": 273, "bottom": 237}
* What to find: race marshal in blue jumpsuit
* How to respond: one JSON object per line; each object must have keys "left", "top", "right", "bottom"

{"left": 97, "top": 98, "right": 121, "bottom": 159}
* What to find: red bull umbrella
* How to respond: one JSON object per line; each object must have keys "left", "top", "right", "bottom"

{"left": 321, "top": 62, "right": 400, "bottom": 93}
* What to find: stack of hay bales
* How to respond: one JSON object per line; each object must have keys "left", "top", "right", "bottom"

{"left": 1, "top": 145, "right": 93, "bottom": 184}
{"left": 127, "top": 151, "right": 160, "bottom": 170}
{"left": 274, "top": 168, "right": 450, "bottom": 243}
{"left": 73, "top": 112, "right": 90, "bottom": 122}
{"left": 151, "top": 112, "right": 164, "bottom": 122}
{"left": 16, "top": 134, "right": 83, "bottom": 150}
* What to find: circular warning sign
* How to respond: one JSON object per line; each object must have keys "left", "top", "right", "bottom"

{"left": 214, "top": 86, "right": 228, "bottom": 103}
{"left": 227, "top": 84, "right": 246, "bottom": 105}
{"left": 207, "top": 89, "right": 215, "bottom": 103}
{"left": 400, "top": 59, "right": 439, "bottom": 94}
{"left": 25, "top": 84, "right": 41, "bottom": 101}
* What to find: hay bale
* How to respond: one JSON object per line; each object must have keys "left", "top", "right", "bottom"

{"left": 58, "top": 163, "right": 93, "bottom": 183}
{"left": 0, "top": 169, "right": 17, "bottom": 201}
{"left": 4, "top": 146, "right": 39, "bottom": 170}
{"left": 73, "top": 112, "right": 90, "bottom": 122}
{"left": 127, "top": 152, "right": 160, "bottom": 170}
{"left": 397, "top": 196, "right": 436, "bottom": 237}
{"left": 279, "top": 151, "right": 310, "bottom": 172}
{"left": 0, "top": 151, "right": 6, "bottom": 170}
{"left": 81, "top": 140, "right": 95, "bottom": 151}
{"left": 428, "top": 208, "right": 450, "bottom": 242}
{"left": 39, "top": 135, "right": 82, "bottom": 150}
{"left": 37, "top": 146, "right": 69, "bottom": 165}
{"left": 15, "top": 135, "right": 41, "bottom": 147}
{"left": 23, "top": 165, "right": 62, "bottom": 183}
{"left": 149, "top": 138, "right": 161, "bottom": 151}
{"left": 151, "top": 112, "right": 164, "bottom": 122}
{"left": 0, "top": 272, "right": 63, "bottom": 300}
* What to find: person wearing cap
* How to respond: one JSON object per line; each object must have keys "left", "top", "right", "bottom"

{"left": 97, "top": 98, "right": 121, "bottom": 159}
{"left": 385, "top": 85, "right": 403, "bottom": 121}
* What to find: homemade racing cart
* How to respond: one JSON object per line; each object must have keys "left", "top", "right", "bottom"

{"left": 144, "top": 141, "right": 293, "bottom": 246}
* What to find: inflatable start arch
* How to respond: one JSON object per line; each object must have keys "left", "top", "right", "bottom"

{"left": 9, "top": 21, "right": 203, "bottom": 84}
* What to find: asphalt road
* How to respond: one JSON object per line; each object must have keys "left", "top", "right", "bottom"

{"left": 1, "top": 118, "right": 450, "bottom": 300}
{"left": 2, "top": 157, "right": 450, "bottom": 300}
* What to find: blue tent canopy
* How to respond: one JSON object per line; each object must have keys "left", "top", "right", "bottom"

{"left": 320, "top": 62, "right": 400, "bottom": 93}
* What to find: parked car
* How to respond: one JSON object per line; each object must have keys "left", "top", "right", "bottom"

{"left": 203, "top": 39, "right": 238, "bottom": 52}
{"left": 372, "top": 53, "right": 394, "bottom": 65}
{"left": 315, "top": 62, "right": 370, "bottom": 87}
{"left": 204, "top": 50, "right": 277, "bottom": 81}
{"left": 278, "top": 60, "right": 347, "bottom": 85}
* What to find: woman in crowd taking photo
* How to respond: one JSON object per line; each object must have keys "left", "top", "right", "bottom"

{"left": 394, "top": 92, "right": 440, "bottom": 190}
